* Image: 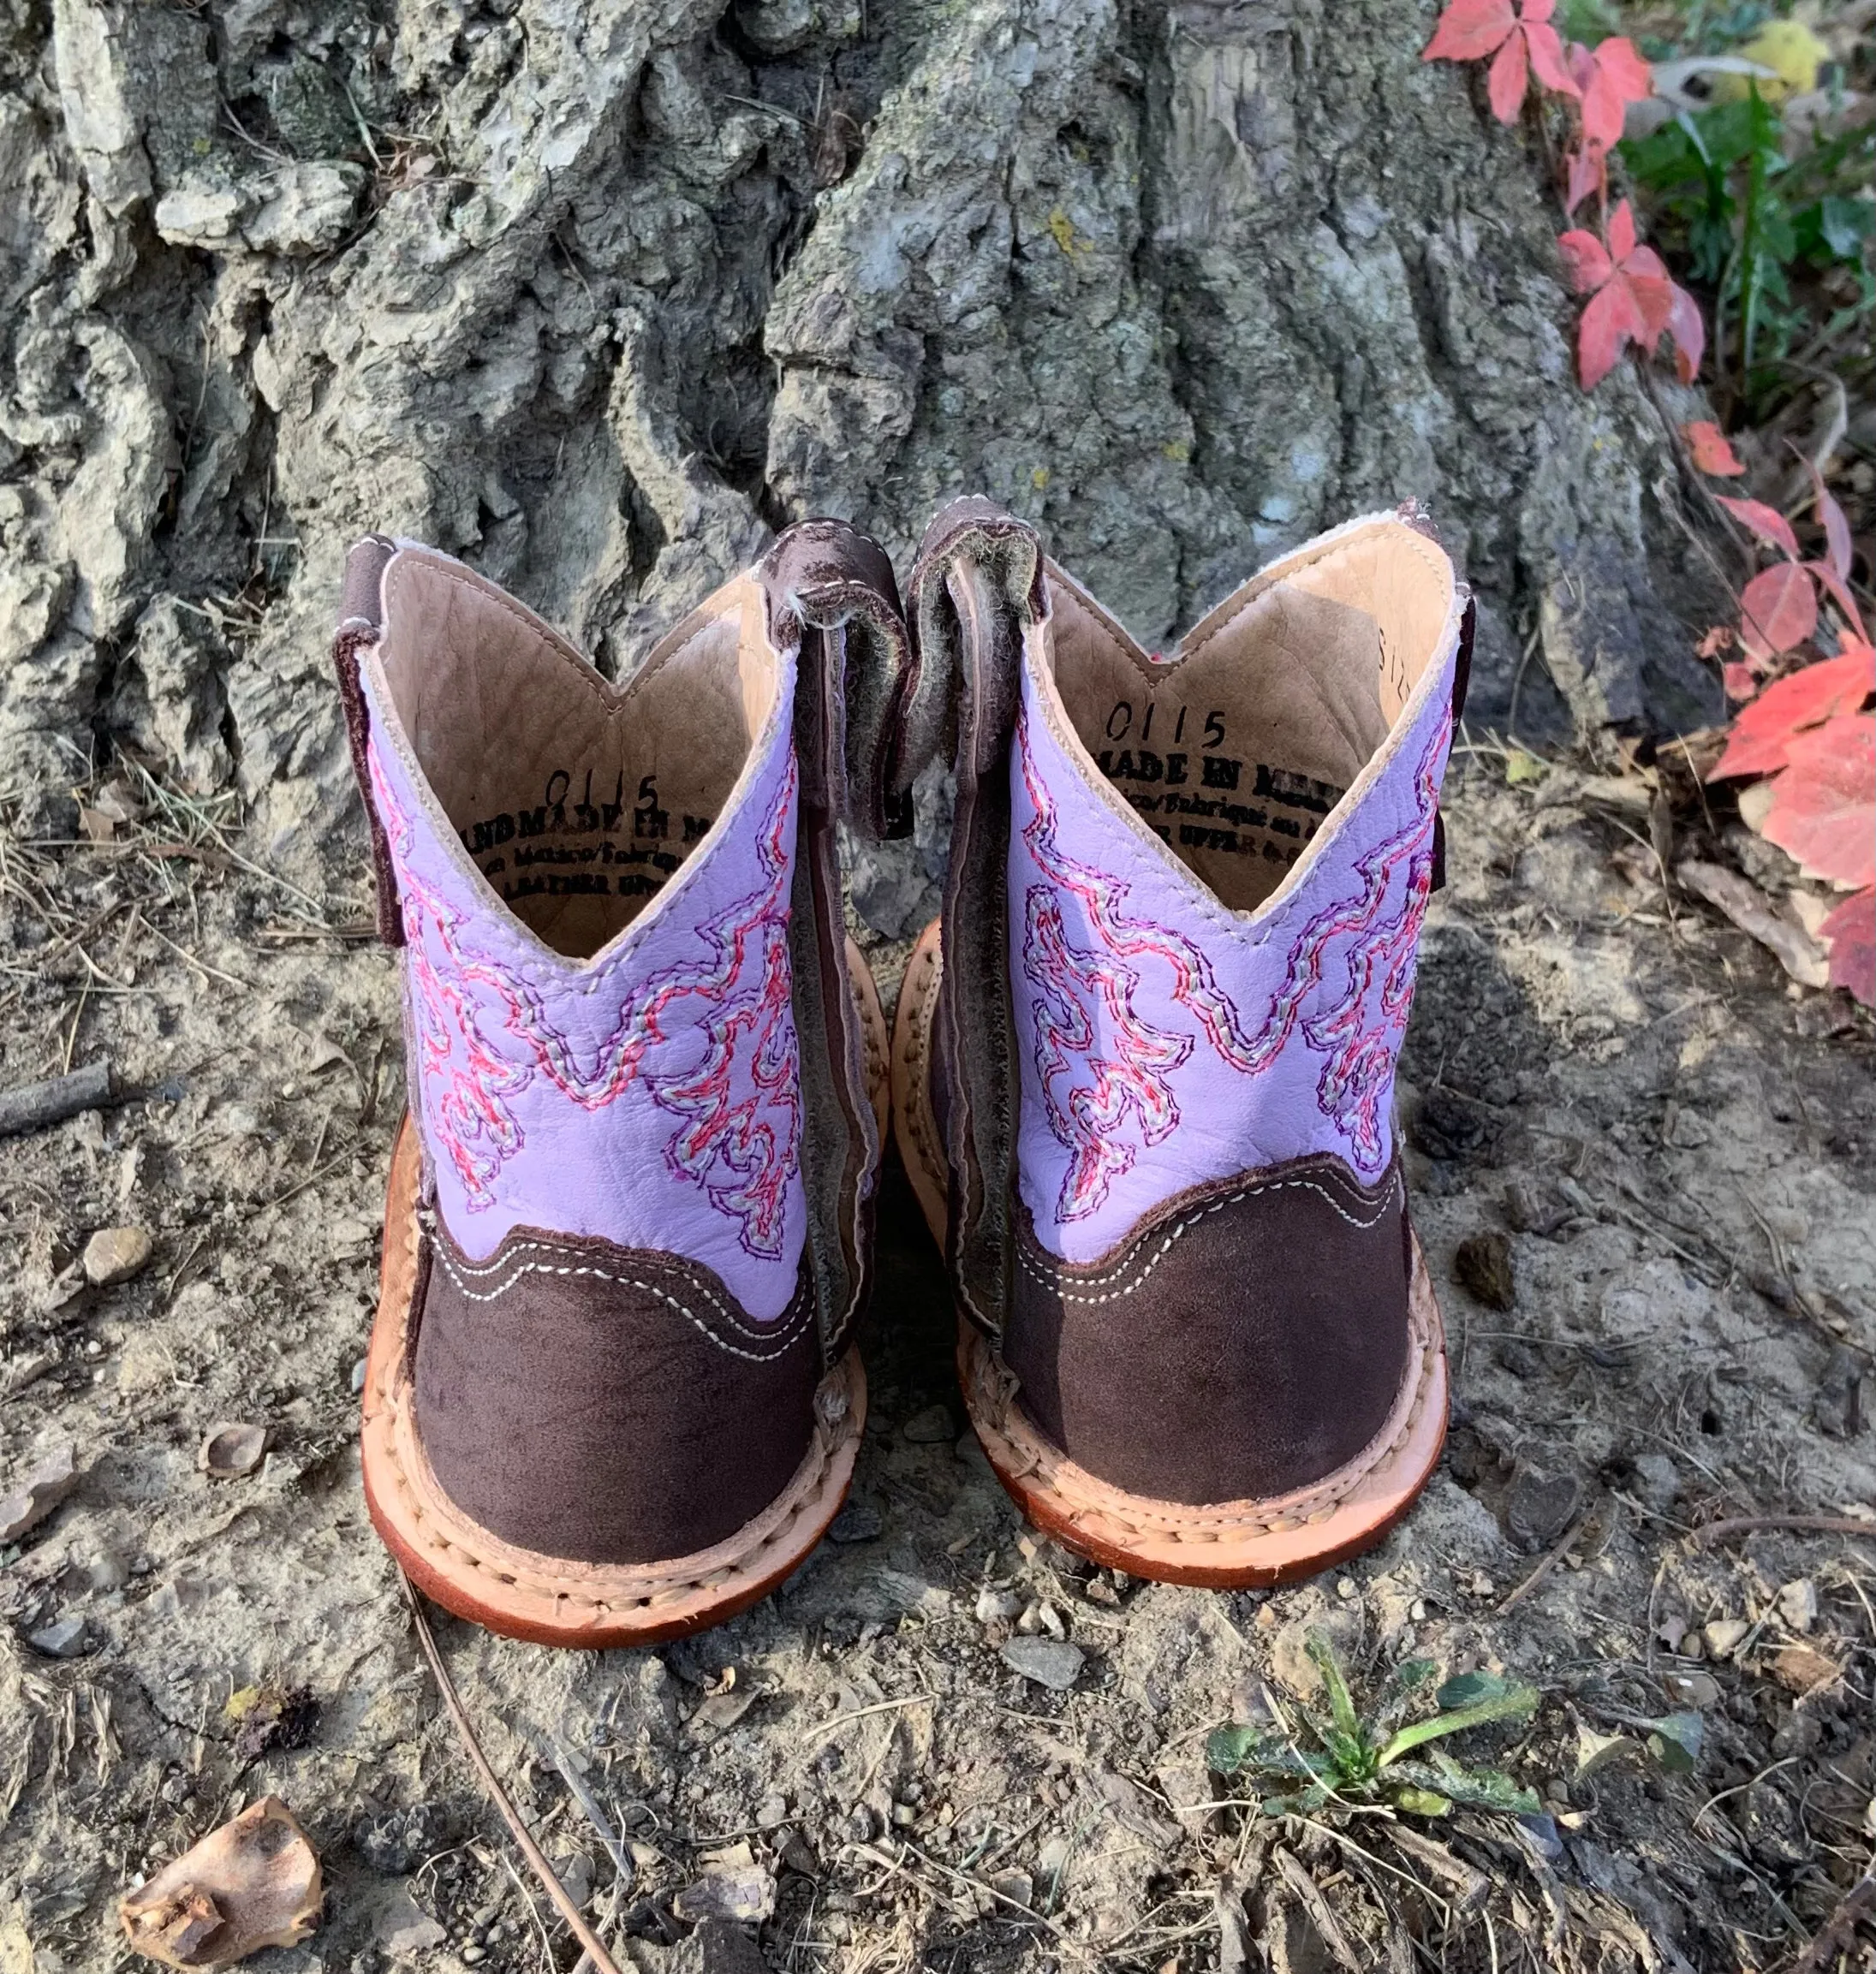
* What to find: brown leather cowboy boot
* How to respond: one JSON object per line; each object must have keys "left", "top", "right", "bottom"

{"left": 892, "top": 499, "right": 1472, "bottom": 1586}
{"left": 333, "top": 521, "right": 910, "bottom": 1644}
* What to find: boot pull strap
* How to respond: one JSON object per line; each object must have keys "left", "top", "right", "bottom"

{"left": 760, "top": 519, "right": 915, "bottom": 841}
{"left": 1393, "top": 502, "right": 1474, "bottom": 893}
{"left": 902, "top": 498, "right": 1045, "bottom": 1339}
{"left": 332, "top": 532, "right": 405, "bottom": 948}
{"left": 759, "top": 518, "right": 913, "bottom": 1363}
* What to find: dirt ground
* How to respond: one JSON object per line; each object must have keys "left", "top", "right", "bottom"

{"left": 2, "top": 743, "right": 1873, "bottom": 1974}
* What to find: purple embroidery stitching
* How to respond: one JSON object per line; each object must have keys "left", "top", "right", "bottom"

{"left": 372, "top": 734, "right": 802, "bottom": 1255}
{"left": 1017, "top": 703, "right": 1450, "bottom": 1214}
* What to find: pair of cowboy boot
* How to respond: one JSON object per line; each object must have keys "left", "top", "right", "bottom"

{"left": 334, "top": 501, "right": 1470, "bottom": 1645}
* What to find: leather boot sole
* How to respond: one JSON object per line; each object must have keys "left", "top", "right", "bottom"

{"left": 362, "top": 941, "right": 889, "bottom": 1645}
{"left": 891, "top": 918, "right": 1449, "bottom": 1589}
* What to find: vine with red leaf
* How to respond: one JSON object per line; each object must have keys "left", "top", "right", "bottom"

{"left": 1421, "top": 3, "right": 1873, "bottom": 1010}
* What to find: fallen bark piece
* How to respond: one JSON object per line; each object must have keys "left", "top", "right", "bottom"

{"left": 120, "top": 1798, "right": 321, "bottom": 1968}
{"left": 0, "top": 1442, "right": 80, "bottom": 1543}
{"left": 1677, "top": 859, "right": 1829, "bottom": 988}
{"left": 0, "top": 1060, "right": 114, "bottom": 1139}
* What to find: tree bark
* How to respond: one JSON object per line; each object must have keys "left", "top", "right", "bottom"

{"left": 1, "top": 0, "right": 1724, "bottom": 907}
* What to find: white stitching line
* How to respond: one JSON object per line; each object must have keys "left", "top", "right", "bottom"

{"left": 1017, "top": 1171, "right": 1402, "bottom": 1306}
{"left": 420, "top": 1211, "right": 776, "bottom": 1340}
{"left": 426, "top": 1233, "right": 814, "bottom": 1365}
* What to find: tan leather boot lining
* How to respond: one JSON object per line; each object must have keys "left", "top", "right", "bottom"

{"left": 378, "top": 552, "right": 777, "bottom": 958}
{"left": 1044, "top": 520, "right": 1453, "bottom": 912}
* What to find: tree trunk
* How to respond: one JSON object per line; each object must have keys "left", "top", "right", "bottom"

{"left": 2, "top": 0, "right": 1723, "bottom": 911}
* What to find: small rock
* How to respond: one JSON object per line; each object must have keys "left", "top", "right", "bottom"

{"left": 349, "top": 1357, "right": 369, "bottom": 1394}
{"left": 902, "top": 1404, "right": 955, "bottom": 1444}
{"left": 1036, "top": 1601, "right": 1066, "bottom": 1639}
{"left": 82, "top": 1226, "right": 153, "bottom": 1287}
{"left": 462, "top": 1947, "right": 486, "bottom": 1965}
{"left": 1704, "top": 1617, "right": 1749, "bottom": 1658}
{"left": 890, "top": 1800, "right": 916, "bottom": 1828}
{"left": 754, "top": 1794, "right": 788, "bottom": 1830}
{"left": 1776, "top": 1579, "right": 1819, "bottom": 1633}
{"left": 843, "top": 1805, "right": 878, "bottom": 1844}
{"left": 553, "top": 1852, "right": 594, "bottom": 1911}
{"left": 1504, "top": 1466, "right": 1581, "bottom": 1552}
{"left": 383, "top": 1916, "right": 447, "bottom": 1958}
{"left": 27, "top": 1615, "right": 89, "bottom": 1657}
{"left": 1001, "top": 1638, "right": 1086, "bottom": 1692}
{"left": 1629, "top": 1453, "right": 1681, "bottom": 1513}
{"left": 777, "top": 1829, "right": 818, "bottom": 1878}
{"left": 1453, "top": 1230, "right": 1516, "bottom": 1311}
{"left": 1812, "top": 1346, "right": 1863, "bottom": 1440}
{"left": 1770, "top": 1644, "right": 1839, "bottom": 1696}
{"left": 987, "top": 1869, "right": 1034, "bottom": 1910}
{"left": 1676, "top": 1630, "right": 1706, "bottom": 1661}
{"left": 1496, "top": 1339, "right": 1542, "bottom": 1379}
{"left": 0, "top": 1442, "right": 80, "bottom": 1543}
{"left": 199, "top": 1422, "right": 270, "bottom": 1480}
{"left": 974, "top": 1587, "right": 1022, "bottom": 1625}
{"left": 1083, "top": 1577, "right": 1120, "bottom": 1606}
{"left": 354, "top": 1804, "right": 450, "bottom": 1876}
{"left": 670, "top": 1853, "right": 775, "bottom": 1925}
{"left": 1664, "top": 1670, "right": 1721, "bottom": 1709}
{"left": 827, "top": 1498, "right": 883, "bottom": 1543}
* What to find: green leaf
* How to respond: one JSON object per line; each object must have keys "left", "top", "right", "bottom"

{"left": 1206, "top": 1724, "right": 1260, "bottom": 1775}
{"left": 1305, "top": 1632, "right": 1368, "bottom": 1762}
{"left": 1433, "top": 1670, "right": 1524, "bottom": 1711}
{"left": 1642, "top": 1712, "right": 1704, "bottom": 1774}
{"left": 1390, "top": 1786, "right": 1452, "bottom": 1817}
{"left": 1260, "top": 1784, "right": 1331, "bottom": 1819}
{"left": 1422, "top": 1758, "right": 1542, "bottom": 1816}
{"left": 1795, "top": 196, "right": 1873, "bottom": 266}
{"left": 1205, "top": 1723, "right": 1338, "bottom": 1783}
{"left": 1379, "top": 1686, "right": 1540, "bottom": 1769}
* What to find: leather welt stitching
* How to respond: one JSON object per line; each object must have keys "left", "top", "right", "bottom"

{"left": 420, "top": 1211, "right": 783, "bottom": 1343}
{"left": 1019, "top": 1171, "right": 1402, "bottom": 1305}
{"left": 426, "top": 1239, "right": 813, "bottom": 1364}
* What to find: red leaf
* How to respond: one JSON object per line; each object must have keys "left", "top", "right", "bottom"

{"left": 1683, "top": 421, "right": 1744, "bottom": 476}
{"left": 1712, "top": 644, "right": 1876, "bottom": 777}
{"left": 1608, "top": 198, "right": 1637, "bottom": 262}
{"left": 1666, "top": 282, "right": 1705, "bottom": 383}
{"left": 1807, "top": 463, "right": 1854, "bottom": 582}
{"left": 1738, "top": 562, "right": 1819, "bottom": 663}
{"left": 1563, "top": 141, "right": 1603, "bottom": 214}
{"left": 1577, "top": 276, "right": 1647, "bottom": 389}
{"left": 1488, "top": 28, "right": 1530, "bottom": 120}
{"left": 1424, "top": 0, "right": 1517, "bottom": 61}
{"left": 1760, "top": 714, "right": 1876, "bottom": 889}
{"left": 1717, "top": 496, "right": 1802, "bottom": 561}
{"left": 1578, "top": 36, "right": 1653, "bottom": 146}
{"left": 1623, "top": 246, "right": 1674, "bottom": 345}
{"left": 1723, "top": 660, "right": 1758, "bottom": 700}
{"left": 1820, "top": 887, "right": 1875, "bottom": 1007}
{"left": 1557, "top": 227, "right": 1612, "bottom": 293}
{"left": 1526, "top": 21, "right": 1580, "bottom": 96}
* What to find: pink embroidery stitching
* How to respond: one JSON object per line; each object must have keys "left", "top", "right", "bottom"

{"left": 373, "top": 746, "right": 533, "bottom": 1208}
{"left": 1016, "top": 703, "right": 1450, "bottom": 1215}
{"left": 1019, "top": 726, "right": 1194, "bottom": 1220}
{"left": 372, "top": 735, "right": 801, "bottom": 1256}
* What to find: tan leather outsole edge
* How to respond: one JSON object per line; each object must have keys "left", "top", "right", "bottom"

{"left": 361, "top": 942, "right": 890, "bottom": 1647}
{"left": 890, "top": 915, "right": 1450, "bottom": 1590}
